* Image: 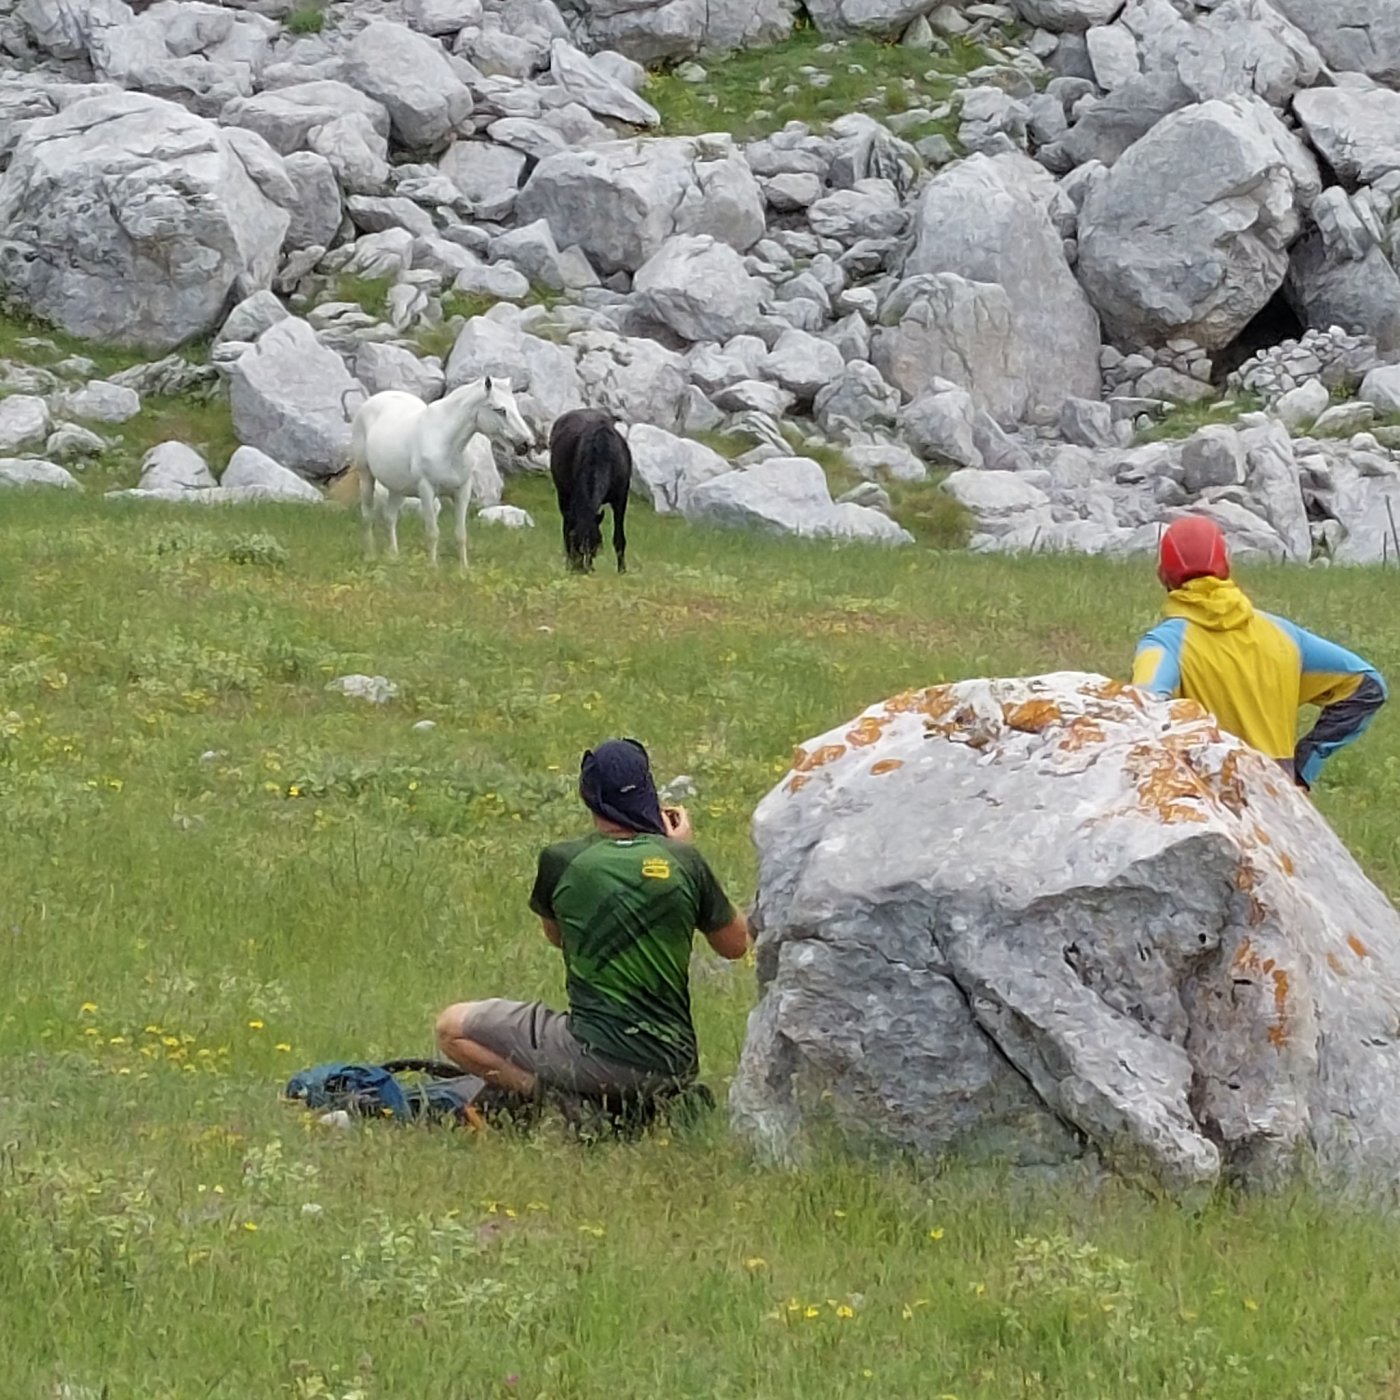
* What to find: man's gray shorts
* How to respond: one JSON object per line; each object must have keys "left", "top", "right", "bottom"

{"left": 459, "top": 999, "right": 675, "bottom": 1098}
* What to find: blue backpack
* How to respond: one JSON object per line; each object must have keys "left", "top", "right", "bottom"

{"left": 283, "top": 1058, "right": 526, "bottom": 1127}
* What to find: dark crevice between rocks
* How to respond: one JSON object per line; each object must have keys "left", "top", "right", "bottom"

{"left": 1213, "top": 288, "right": 1306, "bottom": 386}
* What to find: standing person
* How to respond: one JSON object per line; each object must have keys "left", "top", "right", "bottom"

{"left": 436, "top": 739, "right": 750, "bottom": 1104}
{"left": 1132, "top": 516, "right": 1387, "bottom": 788}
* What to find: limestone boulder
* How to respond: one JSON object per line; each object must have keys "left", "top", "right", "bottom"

{"left": 548, "top": 39, "right": 659, "bottom": 127}
{"left": 1011, "top": 0, "right": 1122, "bottom": 31}
{"left": 633, "top": 235, "right": 764, "bottom": 344}
{"left": 1077, "top": 96, "right": 1319, "bottom": 352}
{"left": 515, "top": 136, "right": 764, "bottom": 275}
{"left": 228, "top": 318, "right": 357, "bottom": 478}
{"left": 221, "top": 445, "right": 323, "bottom": 501}
{"left": 0, "top": 457, "right": 80, "bottom": 490}
{"left": 0, "top": 92, "right": 288, "bottom": 350}
{"left": 683, "top": 456, "right": 913, "bottom": 545}
{"left": 626, "top": 423, "right": 733, "bottom": 513}
{"left": 733, "top": 672, "right": 1400, "bottom": 1199}
{"left": 343, "top": 21, "right": 473, "bottom": 152}
{"left": 903, "top": 154, "right": 1101, "bottom": 421}
{"left": 1270, "top": 0, "right": 1400, "bottom": 85}
{"left": 444, "top": 309, "right": 582, "bottom": 424}
{"left": 578, "top": 0, "right": 794, "bottom": 60}
{"left": 804, "top": 0, "right": 941, "bottom": 37}
{"left": 1292, "top": 88, "right": 1400, "bottom": 187}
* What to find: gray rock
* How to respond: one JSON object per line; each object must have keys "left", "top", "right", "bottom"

{"left": 682, "top": 455, "right": 913, "bottom": 544}
{"left": 221, "top": 445, "right": 322, "bottom": 501}
{"left": 1011, "top": 0, "right": 1123, "bottom": 31}
{"left": 1086, "top": 24, "right": 1140, "bottom": 90}
{"left": 843, "top": 439, "right": 926, "bottom": 483}
{"left": 573, "top": 328, "right": 689, "bottom": 431}
{"left": 282, "top": 152, "right": 343, "bottom": 252}
{"left": 1293, "top": 87, "right": 1400, "bottom": 186}
{"left": 900, "top": 387, "right": 983, "bottom": 468}
{"left": 807, "top": 179, "right": 906, "bottom": 245}
{"left": 805, "top": 0, "right": 943, "bottom": 37}
{"left": 490, "top": 220, "right": 595, "bottom": 292}
{"left": 1077, "top": 96, "right": 1319, "bottom": 351}
{"left": 1178, "top": 0, "right": 1323, "bottom": 108}
{"left": 55, "top": 379, "right": 140, "bottom": 424}
{"left": 404, "top": 0, "right": 482, "bottom": 36}
{"left": 1240, "top": 421, "right": 1310, "bottom": 562}
{"left": 1359, "top": 365, "right": 1400, "bottom": 415}
{"left": 0, "top": 394, "right": 52, "bottom": 451}
{"left": 712, "top": 379, "right": 795, "bottom": 418}
{"left": 548, "top": 39, "right": 659, "bottom": 127}
{"left": 1274, "top": 378, "right": 1329, "bottom": 430}
{"left": 0, "top": 92, "right": 288, "bottom": 351}
{"left": 1270, "top": 0, "right": 1400, "bottom": 85}
{"left": 1329, "top": 467, "right": 1400, "bottom": 564}
{"left": 516, "top": 136, "right": 764, "bottom": 275}
{"left": 759, "top": 329, "right": 847, "bottom": 401}
{"left": 943, "top": 468, "right": 1050, "bottom": 518}
{"left": 732, "top": 672, "right": 1400, "bottom": 1197}
{"left": 223, "top": 82, "right": 391, "bottom": 195}
{"left": 764, "top": 173, "right": 824, "bottom": 211}
{"left": 343, "top": 21, "right": 473, "bottom": 151}
{"left": 228, "top": 318, "right": 357, "bottom": 478}
{"left": 444, "top": 309, "right": 582, "bottom": 423}
{"left": 1181, "top": 425, "right": 1246, "bottom": 493}
{"left": 0, "top": 456, "right": 80, "bottom": 490}
{"left": 814, "top": 361, "right": 901, "bottom": 440}
{"left": 47, "top": 423, "right": 108, "bottom": 463}
{"left": 1312, "top": 402, "right": 1376, "bottom": 437}
{"left": 1135, "top": 366, "right": 1218, "bottom": 404}
{"left": 903, "top": 155, "right": 1102, "bottom": 420}
{"left": 327, "top": 674, "right": 400, "bottom": 704}
{"left": 348, "top": 195, "right": 436, "bottom": 240}
{"left": 217, "top": 289, "right": 289, "bottom": 348}
{"left": 478, "top": 504, "right": 535, "bottom": 527}
{"left": 633, "top": 235, "right": 764, "bottom": 344}
{"left": 18, "top": 0, "right": 130, "bottom": 60}
{"left": 440, "top": 140, "right": 528, "bottom": 222}
{"left": 626, "top": 422, "right": 733, "bottom": 513}
{"left": 140, "top": 440, "right": 216, "bottom": 491}
{"left": 1059, "top": 395, "right": 1118, "bottom": 448}
{"left": 1060, "top": 70, "right": 1194, "bottom": 169}
{"left": 453, "top": 257, "right": 531, "bottom": 300}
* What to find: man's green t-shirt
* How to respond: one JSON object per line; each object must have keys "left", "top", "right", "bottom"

{"left": 529, "top": 832, "right": 737, "bottom": 1077}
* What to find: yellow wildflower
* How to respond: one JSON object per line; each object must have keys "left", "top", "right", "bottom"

{"left": 1244, "top": 1298, "right": 1259, "bottom": 1312}
{"left": 80, "top": 1002, "right": 98, "bottom": 1014}
{"left": 744, "top": 1257, "right": 767, "bottom": 1273}
{"left": 242, "top": 1221, "right": 257, "bottom": 1232}
{"left": 928, "top": 1227, "right": 945, "bottom": 1241}
{"left": 247, "top": 1019, "right": 265, "bottom": 1030}
{"left": 803, "top": 1306, "right": 820, "bottom": 1320}
{"left": 835, "top": 1305, "right": 855, "bottom": 1320}
{"left": 275, "top": 1042, "right": 292, "bottom": 1052}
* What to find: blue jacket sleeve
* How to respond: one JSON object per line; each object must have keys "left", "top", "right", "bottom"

{"left": 1132, "top": 620, "right": 1186, "bottom": 697}
{"left": 1270, "top": 616, "right": 1388, "bottom": 785}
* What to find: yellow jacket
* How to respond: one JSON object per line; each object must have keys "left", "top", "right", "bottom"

{"left": 1132, "top": 576, "right": 1386, "bottom": 785}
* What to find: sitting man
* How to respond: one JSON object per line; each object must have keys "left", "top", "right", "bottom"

{"left": 1133, "top": 516, "right": 1387, "bottom": 789}
{"left": 436, "top": 738, "right": 750, "bottom": 1105}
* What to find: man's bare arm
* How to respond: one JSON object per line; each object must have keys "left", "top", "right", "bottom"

{"left": 705, "top": 912, "right": 750, "bottom": 961}
{"left": 540, "top": 917, "right": 563, "bottom": 949}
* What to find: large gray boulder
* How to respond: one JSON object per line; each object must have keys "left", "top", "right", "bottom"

{"left": 683, "top": 455, "right": 913, "bottom": 544}
{"left": 222, "top": 82, "right": 391, "bottom": 195}
{"left": 515, "top": 136, "right": 764, "bottom": 274}
{"left": 1270, "top": 0, "right": 1400, "bottom": 84}
{"left": 633, "top": 235, "right": 764, "bottom": 343}
{"left": 626, "top": 423, "right": 733, "bottom": 513}
{"left": 1011, "top": 0, "right": 1122, "bottom": 31}
{"left": 1175, "top": 0, "right": 1323, "bottom": 107}
{"left": 548, "top": 39, "right": 659, "bottom": 126}
{"left": 1286, "top": 188, "right": 1400, "bottom": 353}
{"left": 804, "top": 0, "right": 941, "bottom": 36}
{"left": 874, "top": 274, "right": 1028, "bottom": 425}
{"left": 221, "top": 445, "right": 323, "bottom": 501}
{"left": 444, "top": 308, "right": 582, "bottom": 424}
{"left": 1077, "top": 97, "right": 1319, "bottom": 352}
{"left": 87, "top": 0, "right": 276, "bottom": 117}
{"left": 579, "top": 0, "right": 795, "bottom": 61}
{"left": 18, "top": 0, "right": 131, "bottom": 60}
{"left": 901, "top": 155, "right": 1101, "bottom": 421}
{"left": 0, "top": 457, "right": 80, "bottom": 490}
{"left": 0, "top": 92, "right": 288, "bottom": 350}
{"left": 1292, "top": 87, "right": 1400, "bottom": 187}
{"left": 228, "top": 318, "right": 357, "bottom": 477}
{"left": 343, "top": 21, "right": 473, "bottom": 151}
{"left": 732, "top": 672, "right": 1400, "bottom": 1198}
{"left": 574, "top": 329, "right": 690, "bottom": 431}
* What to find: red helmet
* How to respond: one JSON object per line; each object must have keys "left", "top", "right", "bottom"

{"left": 1158, "top": 517, "right": 1230, "bottom": 591}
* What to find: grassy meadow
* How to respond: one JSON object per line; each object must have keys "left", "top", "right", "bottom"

{"left": 3, "top": 480, "right": 1400, "bottom": 1400}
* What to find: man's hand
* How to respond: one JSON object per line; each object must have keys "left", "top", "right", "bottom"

{"left": 663, "top": 805, "right": 694, "bottom": 843}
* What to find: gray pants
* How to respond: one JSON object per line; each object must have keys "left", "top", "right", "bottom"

{"left": 458, "top": 999, "right": 675, "bottom": 1099}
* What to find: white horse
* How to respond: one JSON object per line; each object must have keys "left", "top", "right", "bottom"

{"left": 347, "top": 376, "right": 535, "bottom": 569}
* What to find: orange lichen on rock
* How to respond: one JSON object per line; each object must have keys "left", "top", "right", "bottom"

{"left": 1235, "top": 864, "right": 1257, "bottom": 892}
{"left": 1167, "top": 698, "right": 1210, "bottom": 725}
{"left": 870, "top": 759, "right": 904, "bottom": 776}
{"left": 1327, "top": 953, "right": 1347, "bottom": 977}
{"left": 1348, "top": 934, "right": 1371, "bottom": 959}
{"left": 1058, "top": 717, "right": 1106, "bottom": 752}
{"left": 1252, "top": 826, "right": 1273, "bottom": 846}
{"left": 1002, "top": 699, "right": 1063, "bottom": 734}
{"left": 1267, "top": 968, "right": 1291, "bottom": 1047}
{"left": 845, "top": 715, "right": 889, "bottom": 748}
{"left": 792, "top": 743, "right": 847, "bottom": 774}
{"left": 1125, "top": 744, "right": 1210, "bottom": 825}
{"left": 1213, "top": 750, "right": 1248, "bottom": 816}
{"left": 1277, "top": 852, "right": 1295, "bottom": 876}
{"left": 785, "top": 774, "right": 810, "bottom": 795}
{"left": 1086, "top": 678, "right": 1132, "bottom": 701}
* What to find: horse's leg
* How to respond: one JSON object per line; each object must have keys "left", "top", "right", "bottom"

{"left": 611, "top": 489, "right": 629, "bottom": 574}
{"left": 358, "top": 468, "right": 377, "bottom": 559}
{"left": 384, "top": 491, "right": 405, "bottom": 558}
{"left": 452, "top": 483, "right": 471, "bottom": 572}
{"left": 419, "top": 481, "right": 441, "bottom": 569}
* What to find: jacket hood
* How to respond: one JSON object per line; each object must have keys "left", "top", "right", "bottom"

{"left": 1162, "top": 575, "right": 1255, "bottom": 632}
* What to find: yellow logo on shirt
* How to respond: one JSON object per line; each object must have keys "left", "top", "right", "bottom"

{"left": 641, "top": 857, "right": 672, "bottom": 880}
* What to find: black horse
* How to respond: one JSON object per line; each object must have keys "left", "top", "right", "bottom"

{"left": 549, "top": 409, "right": 632, "bottom": 574}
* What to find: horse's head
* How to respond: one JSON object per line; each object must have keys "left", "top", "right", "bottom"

{"left": 480, "top": 376, "right": 535, "bottom": 452}
{"left": 565, "top": 507, "right": 604, "bottom": 574}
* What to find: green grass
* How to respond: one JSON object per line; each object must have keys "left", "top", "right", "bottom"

{"left": 284, "top": 2, "right": 325, "bottom": 34}
{"left": 0, "top": 297, "right": 184, "bottom": 380}
{"left": 1137, "top": 393, "right": 1263, "bottom": 443}
{"left": 3, "top": 485, "right": 1400, "bottom": 1398}
{"left": 331, "top": 275, "right": 395, "bottom": 323}
{"left": 646, "top": 27, "right": 987, "bottom": 141}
